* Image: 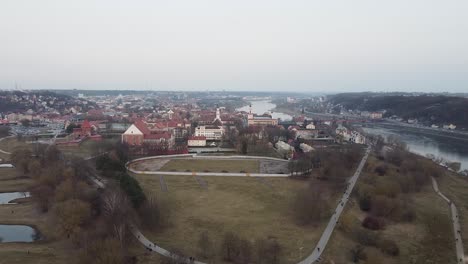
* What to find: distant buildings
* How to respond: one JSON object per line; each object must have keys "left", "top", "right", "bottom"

{"left": 121, "top": 120, "right": 174, "bottom": 147}
{"left": 335, "top": 125, "right": 366, "bottom": 144}
{"left": 247, "top": 105, "right": 278, "bottom": 126}
{"left": 188, "top": 136, "right": 207, "bottom": 147}
{"left": 194, "top": 125, "right": 224, "bottom": 141}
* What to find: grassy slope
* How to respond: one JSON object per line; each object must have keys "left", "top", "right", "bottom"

{"left": 159, "top": 159, "right": 260, "bottom": 173}
{"left": 322, "top": 155, "right": 456, "bottom": 264}
{"left": 437, "top": 172, "right": 468, "bottom": 254}
{"left": 0, "top": 166, "right": 72, "bottom": 264}
{"left": 135, "top": 174, "right": 329, "bottom": 264}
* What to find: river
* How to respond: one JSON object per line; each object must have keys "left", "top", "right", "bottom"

{"left": 359, "top": 124, "right": 468, "bottom": 171}
{"left": 237, "top": 100, "right": 293, "bottom": 121}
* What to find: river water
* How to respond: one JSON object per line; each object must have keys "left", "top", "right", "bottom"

{"left": 237, "top": 100, "right": 293, "bottom": 121}
{"left": 360, "top": 124, "right": 468, "bottom": 171}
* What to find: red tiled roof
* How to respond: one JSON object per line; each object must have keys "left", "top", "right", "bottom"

{"left": 134, "top": 120, "right": 151, "bottom": 135}
{"left": 81, "top": 119, "right": 91, "bottom": 129}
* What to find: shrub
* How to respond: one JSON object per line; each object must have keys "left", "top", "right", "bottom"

{"left": 359, "top": 195, "right": 372, "bottom": 212}
{"left": 118, "top": 173, "right": 146, "bottom": 208}
{"left": 350, "top": 245, "right": 367, "bottom": 263}
{"left": 374, "top": 164, "right": 388, "bottom": 176}
{"left": 220, "top": 232, "right": 241, "bottom": 261}
{"left": 378, "top": 239, "right": 399, "bottom": 256}
{"left": 353, "top": 228, "right": 380, "bottom": 246}
{"left": 362, "top": 216, "right": 385, "bottom": 230}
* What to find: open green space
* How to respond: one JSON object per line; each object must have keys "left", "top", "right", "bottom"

{"left": 0, "top": 165, "right": 73, "bottom": 264}
{"left": 57, "top": 138, "right": 117, "bottom": 158}
{"left": 437, "top": 171, "right": 468, "bottom": 254}
{"left": 321, "top": 154, "right": 456, "bottom": 264}
{"left": 134, "top": 174, "right": 330, "bottom": 264}
{"left": 159, "top": 158, "right": 260, "bottom": 173}
{"left": 0, "top": 137, "right": 31, "bottom": 153}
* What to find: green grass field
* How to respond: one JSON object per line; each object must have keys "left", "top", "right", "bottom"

{"left": 159, "top": 159, "right": 260, "bottom": 173}
{"left": 134, "top": 174, "right": 330, "bottom": 264}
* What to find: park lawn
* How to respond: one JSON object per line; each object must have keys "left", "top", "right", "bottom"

{"left": 323, "top": 185, "right": 454, "bottom": 264}
{"left": 0, "top": 178, "right": 32, "bottom": 193}
{"left": 58, "top": 138, "right": 116, "bottom": 158}
{"left": 0, "top": 168, "right": 21, "bottom": 181}
{"left": 0, "top": 137, "right": 31, "bottom": 153}
{"left": 437, "top": 172, "right": 468, "bottom": 254}
{"left": 159, "top": 159, "right": 260, "bottom": 173}
{"left": 134, "top": 174, "right": 330, "bottom": 264}
{"left": 0, "top": 167, "right": 32, "bottom": 193}
{"left": 0, "top": 165, "right": 73, "bottom": 264}
{"left": 0, "top": 203, "right": 73, "bottom": 264}
{"left": 0, "top": 243, "right": 70, "bottom": 264}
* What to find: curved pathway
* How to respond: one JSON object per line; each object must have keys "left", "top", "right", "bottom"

{"left": 431, "top": 177, "right": 466, "bottom": 264}
{"left": 298, "top": 146, "right": 371, "bottom": 264}
{"left": 127, "top": 154, "right": 289, "bottom": 177}
{"left": 0, "top": 135, "right": 15, "bottom": 155}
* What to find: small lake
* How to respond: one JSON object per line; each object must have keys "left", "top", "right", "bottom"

{"left": 237, "top": 100, "right": 292, "bottom": 121}
{"left": 0, "top": 192, "right": 30, "bottom": 204}
{"left": 0, "top": 225, "right": 39, "bottom": 242}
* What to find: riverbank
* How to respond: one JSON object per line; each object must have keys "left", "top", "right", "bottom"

{"left": 360, "top": 123, "right": 468, "bottom": 172}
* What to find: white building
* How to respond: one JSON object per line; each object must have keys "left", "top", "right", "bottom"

{"left": 299, "top": 143, "right": 314, "bottom": 153}
{"left": 443, "top": 124, "right": 457, "bottom": 130}
{"left": 194, "top": 125, "right": 224, "bottom": 140}
{"left": 275, "top": 141, "right": 294, "bottom": 155}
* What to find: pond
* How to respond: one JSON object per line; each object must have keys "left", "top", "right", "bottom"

{"left": 0, "top": 192, "right": 30, "bottom": 204}
{"left": 0, "top": 225, "right": 40, "bottom": 242}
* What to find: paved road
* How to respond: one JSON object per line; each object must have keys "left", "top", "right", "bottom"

{"left": 195, "top": 176, "right": 208, "bottom": 189}
{"left": 131, "top": 225, "right": 206, "bottom": 264}
{"left": 432, "top": 177, "right": 466, "bottom": 264}
{"left": 298, "top": 146, "right": 371, "bottom": 264}
{"left": 159, "top": 175, "right": 168, "bottom": 192}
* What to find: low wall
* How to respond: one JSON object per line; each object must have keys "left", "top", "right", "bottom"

{"left": 126, "top": 154, "right": 289, "bottom": 177}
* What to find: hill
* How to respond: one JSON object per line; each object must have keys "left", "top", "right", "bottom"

{"left": 328, "top": 93, "right": 468, "bottom": 129}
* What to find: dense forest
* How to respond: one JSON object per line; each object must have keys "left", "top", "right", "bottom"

{"left": 328, "top": 93, "right": 468, "bottom": 129}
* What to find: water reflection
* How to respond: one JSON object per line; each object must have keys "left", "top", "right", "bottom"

{"left": 0, "top": 225, "right": 39, "bottom": 242}
{"left": 361, "top": 125, "right": 468, "bottom": 171}
{"left": 0, "top": 192, "right": 30, "bottom": 204}
{"left": 237, "top": 100, "right": 293, "bottom": 121}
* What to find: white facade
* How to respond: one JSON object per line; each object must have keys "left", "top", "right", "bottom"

{"left": 275, "top": 141, "right": 293, "bottom": 152}
{"left": 188, "top": 137, "right": 207, "bottom": 147}
{"left": 194, "top": 126, "right": 224, "bottom": 140}
{"left": 300, "top": 143, "right": 314, "bottom": 153}
{"left": 122, "top": 124, "right": 143, "bottom": 136}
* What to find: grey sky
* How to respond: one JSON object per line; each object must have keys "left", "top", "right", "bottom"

{"left": 1, "top": 0, "right": 467, "bottom": 92}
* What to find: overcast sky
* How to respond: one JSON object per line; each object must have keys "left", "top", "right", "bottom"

{"left": 1, "top": 0, "right": 467, "bottom": 93}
